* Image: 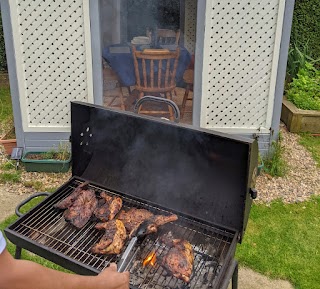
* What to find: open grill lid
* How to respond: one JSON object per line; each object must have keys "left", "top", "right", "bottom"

{"left": 71, "top": 102, "right": 258, "bottom": 241}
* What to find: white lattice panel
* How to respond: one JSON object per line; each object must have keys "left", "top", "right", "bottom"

{"left": 9, "top": 0, "right": 93, "bottom": 132}
{"left": 201, "top": 0, "right": 285, "bottom": 133}
{"left": 184, "top": 0, "right": 197, "bottom": 54}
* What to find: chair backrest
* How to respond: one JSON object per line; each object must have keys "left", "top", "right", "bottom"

{"left": 132, "top": 46, "right": 180, "bottom": 94}
{"left": 157, "top": 29, "right": 180, "bottom": 45}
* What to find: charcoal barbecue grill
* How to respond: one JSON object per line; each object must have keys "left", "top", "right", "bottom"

{"left": 5, "top": 102, "right": 258, "bottom": 289}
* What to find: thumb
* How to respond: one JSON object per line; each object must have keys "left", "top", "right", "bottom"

{"left": 109, "top": 263, "right": 117, "bottom": 271}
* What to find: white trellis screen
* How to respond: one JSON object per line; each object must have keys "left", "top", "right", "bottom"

{"left": 9, "top": 0, "right": 93, "bottom": 132}
{"left": 201, "top": 0, "right": 285, "bottom": 133}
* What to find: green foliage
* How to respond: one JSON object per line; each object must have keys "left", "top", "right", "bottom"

{"left": 286, "top": 41, "right": 320, "bottom": 83}
{"left": 286, "top": 62, "right": 320, "bottom": 111}
{"left": 299, "top": 133, "right": 320, "bottom": 167}
{"left": 262, "top": 135, "right": 287, "bottom": 177}
{"left": 0, "top": 10, "right": 7, "bottom": 72}
{"left": 0, "top": 86, "right": 13, "bottom": 135}
{"left": 0, "top": 161, "right": 15, "bottom": 171}
{"left": 40, "top": 143, "right": 71, "bottom": 161}
{"left": 291, "top": 0, "right": 320, "bottom": 61}
{"left": 0, "top": 171, "right": 21, "bottom": 183}
{"left": 237, "top": 196, "right": 320, "bottom": 289}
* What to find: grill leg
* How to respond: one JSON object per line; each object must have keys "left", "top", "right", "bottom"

{"left": 232, "top": 260, "right": 239, "bottom": 289}
{"left": 15, "top": 246, "right": 22, "bottom": 259}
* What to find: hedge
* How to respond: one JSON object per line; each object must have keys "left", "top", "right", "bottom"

{"left": 291, "top": 0, "right": 320, "bottom": 60}
{"left": 0, "top": 9, "right": 7, "bottom": 72}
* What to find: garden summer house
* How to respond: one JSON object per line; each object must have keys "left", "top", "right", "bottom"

{"left": 0, "top": 0, "right": 294, "bottom": 154}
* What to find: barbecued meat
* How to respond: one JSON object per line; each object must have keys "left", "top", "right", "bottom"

{"left": 118, "top": 208, "right": 178, "bottom": 238}
{"left": 92, "top": 220, "right": 127, "bottom": 255}
{"left": 94, "top": 193, "right": 123, "bottom": 222}
{"left": 144, "top": 214, "right": 178, "bottom": 235}
{"left": 162, "top": 239, "right": 194, "bottom": 283}
{"left": 63, "top": 189, "right": 98, "bottom": 228}
{"left": 93, "top": 193, "right": 113, "bottom": 221}
{"left": 118, "top": 208, "right": 154, "bottom": 236}
{"left": 109, "top": 196, "right": 123, "bottom": 220}
{"left": 54, "top": 182, "right": 89, "bottom": 209}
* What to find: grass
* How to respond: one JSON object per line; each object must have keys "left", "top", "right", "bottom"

{"left": 236, "top": 196, "right": 320, "bottom": 289}
{"left": 299, "top": 133, "right": 320, "bottom": 167}
{"left": 262, "top": 136, "right": 288, "bottom": 177}
{"left": 0, "top": 196, "right": 70, "bottom": 273}
{"left": 0, "top": 86, "right": 13, "bottom": 134}
{"left": 0, "top": 171, "right": 21, "bottom": 183}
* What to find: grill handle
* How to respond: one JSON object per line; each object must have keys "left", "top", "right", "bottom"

{"left": 15, "top": 192, "right": 51, "bottom": 217}
{"left": 133, "top": 96, "right": 180, "bottom": 123}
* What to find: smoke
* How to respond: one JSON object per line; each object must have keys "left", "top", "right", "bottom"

{"left": 78, "top": 105, "right": 249, "bottom": 230}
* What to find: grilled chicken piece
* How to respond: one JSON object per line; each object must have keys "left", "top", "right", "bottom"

{"left": 162, "top": 239, "right": 194, "bottom": 283}
{"left": 92, "top": 220, "right": 127, "bottom": 255}
{"left": 63, "top": 189, "right": 98, "bottom": 228}
{"left": 118, "top": 208, "right": 178, "bottom": 238}
{"left": 94, "top": 193, "right": 123, "bottom": 222}
{"left": 93, "top": 193, "right": 113, "bottom": 221}
{"left": 54, "top": 182, "right": 89, "bottom": 209}
{"left": 142, "top": 214, "right": 178, "bottom": 236}
{"left": 118, "top": 208, "right": 154, "bottom": 236}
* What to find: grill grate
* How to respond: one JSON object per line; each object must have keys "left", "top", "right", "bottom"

{"left": 10, "top": 178, "right": 236, "bottom": 288}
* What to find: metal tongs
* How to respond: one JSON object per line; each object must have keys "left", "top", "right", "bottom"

{"left": 117, "top": 220, "right": 149, "bottom": 272}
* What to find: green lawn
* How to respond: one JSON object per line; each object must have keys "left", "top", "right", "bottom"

{"left": 236, "top": 197, "right": 320, "bottom": 289}
{"left": 0, "top": 86, "right": 13, "bottom": 134}
{"left": 0, "top": 86, "right": 12, "bottom": 122}
{"left": 299, "top": 134, "right": 320, "bottom": 167}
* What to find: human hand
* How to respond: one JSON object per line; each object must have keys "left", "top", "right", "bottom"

{"left": 96, "top": 263, "right": 130, "bottom": 289}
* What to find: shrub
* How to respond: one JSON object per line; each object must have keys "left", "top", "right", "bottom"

{"left": 286, "top": 40, "right": 320, "bottom": 84}
{"left": 291, "top": 0, "right": 320, "bottom": 61}
{"left": 0, "top": 10, "right": 7, "bottom": 71}
{"left": 286, "top": 62, "right": 320, "bottom": 111}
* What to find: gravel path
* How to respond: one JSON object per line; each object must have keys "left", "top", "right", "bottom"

{"left": 255, "top": 124, "right": 320, "bottom": 203}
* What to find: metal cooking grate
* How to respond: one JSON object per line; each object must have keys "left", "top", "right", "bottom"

{"left": 10, "top": 178, "right": 235, "bottom": 288}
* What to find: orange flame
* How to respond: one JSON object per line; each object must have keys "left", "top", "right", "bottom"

{"left": 143, "top": 251, "right": 156, "bottom": 267}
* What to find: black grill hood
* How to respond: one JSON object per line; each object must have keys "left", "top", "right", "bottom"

{"left": 71, "top": 102, "right": 258, "bottom": 241}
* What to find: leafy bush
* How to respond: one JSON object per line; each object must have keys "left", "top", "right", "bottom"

{"left": 286, "top": 41, "right": 320, "bottom": 83}
{"left": 291, "top": 0, "right": 320, "bottom": 61}
{"left": 286, "top": 62, "right": 320, "bottom": 110}
{"left": 0, "top": 11, "right": 7, "bottom": 71}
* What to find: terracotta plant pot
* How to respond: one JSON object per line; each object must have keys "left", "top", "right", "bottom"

{"left": 0, "top": 138, "right": 17, "bottom": 155}
{"left": 0, "top": 128, "right": 17, "bottom": 155}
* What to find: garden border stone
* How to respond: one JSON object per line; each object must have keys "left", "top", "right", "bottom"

{"left": 281, "top": 97, "right": 320, "bottom": 133}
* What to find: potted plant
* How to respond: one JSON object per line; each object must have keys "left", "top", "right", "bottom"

{"left": 0, "top": 118, "right": 17, "bottom": 156}
{"left": 21, "top": 143, "right": 71, "bottom": 173}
